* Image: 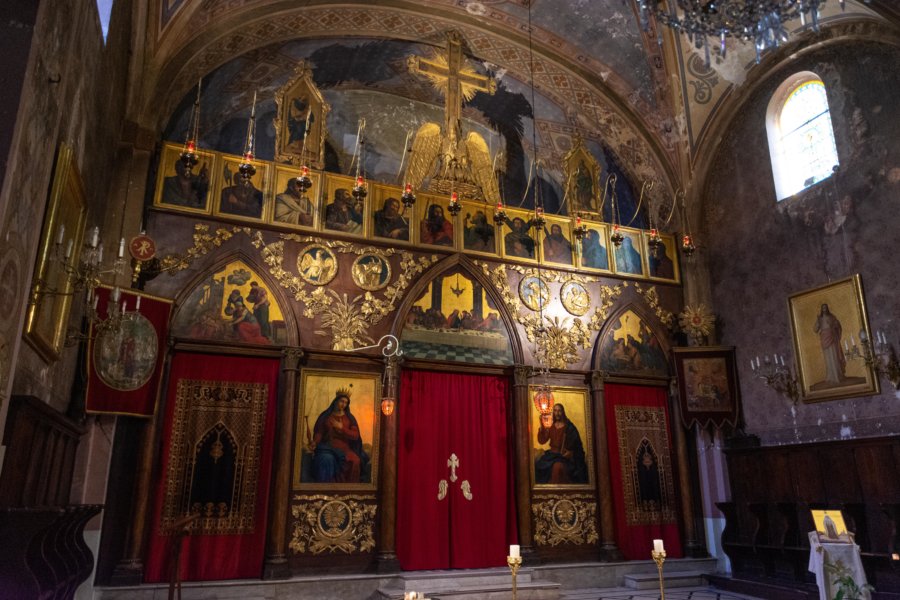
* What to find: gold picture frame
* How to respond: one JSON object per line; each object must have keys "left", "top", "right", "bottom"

{"left": 369, "top": 184, "right": 412, "bottom": 244}
{"left": 153, "top": 141, "right": 216, "bottom": 215}
{"left": 460, "top": 201, "right": 498, "bottom": 255}
{"left": 530, "top": 385, "right": 594, "bottom": 490}
{"left": 213, "top": 153, "right": 272, "bottom": 223}
{"left": 417, "top": 192, "right": 458, "bottom": 250}
{"left": 788, "top": 274, "right": 879, "bottom": 403}
{"left": 643, "top": 231, "right": 680, "bottom": 283}
{"left": 500, "top": 207, "right": 540, "bottom": 264}
{"left": 274, "top": 61, "right": 331, "bottom": 169}
{"left": 610, "top": 225, "right": 646, "bottom": 278}
{"left": 540, "top": 215, "right": 576, "bottom": 267}
{"left": 322, "top": 173, "right": 366, "bottom": 236}
{"left": 562, "top": 136, "right": 602, "bottom": 214}
{"left": 294, "top": 369, "right": 381, "bottom": 491}
{"left": 271, "top": 164, "right": 321, "bottom": 230}
{"left": 576, "top": 219, "right": 612, "bottom": 273}
{"left": 24, "top": 143, "right": 88, "bottom": 361}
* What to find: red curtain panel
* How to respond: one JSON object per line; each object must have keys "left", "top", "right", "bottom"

{"left": 396, "top": 370, "right": 517, "bottom": 570}
{"left": 604, "top": 382, "right": 683, "bottom": 560}
{"left": 144, "top": 353, "right": 279, "bottom": 582}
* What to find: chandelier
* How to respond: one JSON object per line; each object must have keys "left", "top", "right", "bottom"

{"left": 639, "top": 0, "right": 841, "bottom": 64}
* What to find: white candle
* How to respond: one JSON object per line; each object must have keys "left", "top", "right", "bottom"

{"left": 56, "top": 224, "right": 65, "bottom": 245}
{"left": 98, "top": 244, "right": 104, "bottom": 263}
{"left": 112, "top": 286, "right": 120, "bottom": 302}
{"left": 92, "top": 295, "right": 99, "bottom": 310}
{"left": 751, "top": 360, "right": 755, "bottom": 371}
{"left": 653, "top": 539, "right": 665, "bottom": 553}
{"left": 780, "top": 355, "right": 785, "bottom": 366}
{"left": 118, "top": 237, "right": 125, "bottom": 258}
{"left": 91, "top": 226, "right": 99, "bottom": 248}
{"left": 136, "top": 296, "right": 141, "bottom": 311}
{"left": 65, "top": 239, "right": 73, "bottom": 259}
{"left": 509, "top": 544, "right": 520, "bottom": 558}
{"left": 844, "top": 340, "right": 849, "bottom": 351}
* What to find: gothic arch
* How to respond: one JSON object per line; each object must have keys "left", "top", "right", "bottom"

{"left": 391, "top": 253, "right": 524, "bottom": 365}
{"left": 170, "top": 249, "right": 300, "bottom": 347}
{"left": 591, "top": 302, "right": 671, "bottom": 379}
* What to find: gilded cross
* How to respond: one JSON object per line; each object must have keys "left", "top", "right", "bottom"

{"left": 448, "top": 453, "right": 459, "bottom": 482}
{"left": 408, "top": 31, "right": 496, "bottom": 145}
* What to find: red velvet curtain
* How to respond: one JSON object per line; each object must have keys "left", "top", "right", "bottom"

{"left": 604, "top": 383, "right": 683, "bottom": 560}
{"left": 396, "top": 370, "right": 517, "bottom": 570}
{"left": 144, "top": 353, "right": 279, "bottom": 582}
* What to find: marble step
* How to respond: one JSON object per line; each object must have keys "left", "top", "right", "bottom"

{"left": 623, "top": 570, "right": 706, "bottom": 590}
{"left": 375, "top": 567, "right": 560, "bottom": 600}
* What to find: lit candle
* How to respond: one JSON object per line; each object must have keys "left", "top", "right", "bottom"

{"left": 356, "top": 175, "right": 365, "bottom": 187}
{"left": 118, "top": 237, "right": 125, "bottom": 258}
{"left": 91, "top": 226, "right": 99, "bottom": 248}
{"left": 405, "top": 183, "right": 412, "bottom": 194}
{"left": 450, "top": 191, "right": 458, "bottom": 205}
{"left": 496, "top": 201, "right": 503, "bottom": 211}
{"left": 56, "top": 224, "right": 65, "bottom": 245}
{"left": 509, "top": 544, "right": 520, "bottom": 558}
{"left": 653, "top": 539, "right": 665, "bottom": 554}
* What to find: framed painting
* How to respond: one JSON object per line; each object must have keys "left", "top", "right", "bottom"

{"left": 597, "top": 309, "right": 669, "bottom": 378}
{"left": 271, "top": 164, "right": 321, "bottom": 230}
{"left": 460, "top": 201, "right": 497, "bottom": 255}
{"left": 273, "top": 61, "right": 330, "bottom": 169}
{"left": 788, "top": 274, "right": 879, "bottom": 402}
{"left": 610, "top": 226, "right": 646, "bottom": 278}
{"left": 24, "top": 143, "right": 88, "bottom": 362}
{"left": 672, "top": 346, "right": 740, "bottom": 429}
{"left": 576, "top": 220, "right": 611, "bottom": 273}
{"left": 153, "top": 141, "right": 215, "bottom": 215}
{"left": 294, "top": 369, "right": 380, "bottom": 491}
{"left": 213, "top": 153, "right": 271, "bottom": 223}
{"left": 540, "top": 215, "right": 575, "bottom": 267}
{"left": 562, "top": 136, "right": 601, "bottom": 215}
{"left": 499, "top": 207, "right": 539, "bottom": 263}
{"left": 644, "top": 231, "right": 680, "bottom": 283}
{"left": 530, "top": 385, "right": 594, "bottom": 490}
{"left": 370, "top": 184, "right": 412, "bottom": 244}
{"left": 417, "top": 193, "right": 457, "bottom": 250}
{"left": 322, "top": 173, "right": 366, "bottom": 236}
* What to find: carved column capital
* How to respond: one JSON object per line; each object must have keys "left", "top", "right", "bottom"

{"left": 513, "top": 364, "right": 531, "bottom": 388}
{"left": 281, "top": 347, "right": 304, "bottom": 372}
{"left": 590, "top": 369, "right": 609, "bottom": 392}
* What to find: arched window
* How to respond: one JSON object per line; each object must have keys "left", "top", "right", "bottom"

{"left": 766, "top": 72, "right": 839, "bottom": 201}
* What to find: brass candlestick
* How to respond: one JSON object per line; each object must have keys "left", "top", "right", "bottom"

{"left": 507, "top": 555, "right": 522, "bottom": 600}
{"left": 651, "top": 550, "right": 666, "bottom": 600}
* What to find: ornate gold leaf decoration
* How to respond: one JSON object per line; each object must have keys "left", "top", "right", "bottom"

{"left": 525, "top": 314, "right": 592, "bottom": 370}
{"left": 679, "top": 303, "right": 716, "bottom": 344}
{"left": 290, "top": 495, "right": 377, "bottom": 555}
{"left": 634, "top": 283, "right": 674, "bottom": 327}
{"left": 589, "top": 281, "right": 629, "bottom": 328}
{"left": 158, "top": 224, "right": 247, "bottom": 273}
{"left": 314, "top": 290, "right": 374, "bottom": 351}
{"left": 532, "top": 494, "right": 599, "bottom": 546}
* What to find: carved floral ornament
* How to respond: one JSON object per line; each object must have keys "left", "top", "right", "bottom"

{"left": 290, "top": 494, "right": 377, "bottom": 554}
{"left": 532, "top": 494, "right": 599, "bottom": 546}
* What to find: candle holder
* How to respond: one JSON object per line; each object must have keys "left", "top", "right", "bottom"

{"left": 507, "top": 555, "right": 522, "bottom": 600}
{"left": 651, "top": 549, "right": 666, "bottom": 600}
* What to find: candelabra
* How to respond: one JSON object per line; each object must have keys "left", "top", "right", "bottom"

{"left": 846, "top": 332, "right": 900, "bottom": 390}
{"left": 651, "top": 547, "right": 667, "bottom": 600}
{"left": 66, "top": 286, "right": 141, "bottom": 346}
{"left": 751, "top": 354, "right": 801, "bottom": 404}
{"left": 507, "top": 547, "right": 522, "bottom": 600}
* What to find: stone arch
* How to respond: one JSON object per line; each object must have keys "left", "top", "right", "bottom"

{"left": 391, "top": 253, "right": 523, "bottom": 366}
{"left": 170, "top": 249, "right": 299, "bottom": 347}
{"left": 591, "top": 302, "right": 671, "bottom": 379}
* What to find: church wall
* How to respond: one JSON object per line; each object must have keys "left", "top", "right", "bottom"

{"left": 1, "top": 0, "right": 133, "bottom": 415}
{"left": 702, "top": 41, "right": 900, "bottom": 445}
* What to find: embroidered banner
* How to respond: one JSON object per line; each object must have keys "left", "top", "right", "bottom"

{"left": 85, "top": 287, "right": 171, "bottom": 417}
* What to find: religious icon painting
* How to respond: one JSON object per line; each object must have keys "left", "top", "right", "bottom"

{"left": 273, "top": 60, "right": 330, "bottom": 169}
{"left": 576, "top": 220, "right": 612, "bottom": 273}
{"left": 460, "top": 201, "right": 497, "bottom": 255}
{"left": 562, "top": 136, "right": 602, "bottom": 215}
{"left": 788, "top": 274, "right": 879, "bottom": 403}
{"left": 294, "top": 369, "right": 380, "bottom": 491}
{"left": 610, "top": 226, "right": 646, "bottom": 278}
{"left": 500, "top": 207, "right": 540, "bottom": 263}
{"left": 170, "top": 259, "right": 287, "bottom": 345}
{"left": 529, "top": 385, "right": 594, "bottom": 490}
{"left": 323, "top": 173, "right": 366, "bottom": 237}
{"left": 418, "top": 193, "right": 457, "bottom": 249}
{"left": 643, "top": 231, "right": 680, "bottom": 283}
{"left": 213, "top": 153, "right": 272, "bottom": 223}
{"left": 297, "top": 244, "right": 338, "bottom": 286}
{"left": 597, "top": 308, "right": 669, "bottom": 378}
{"left": 370, "top": 184, "right": 411, "bottom": 244}
{"left": 271, "top": 164, "right": 321, "bottom": 230}
{"left": 154, "top": 142, "right": 216, "bottom": 215}
{"left": 540, "top": 216, "right": 575, "bottom": 267}
{"left": 351, "top": 253, "right": 391, "bottom": 292}
{"left": 519, "top": 275, "right": 550, "bottom": 312}
{"left": 560, "top": 280, "right": 591, "bottom": 317}
{"left": 672, "top": 346, "right": 740, "bottom": 429}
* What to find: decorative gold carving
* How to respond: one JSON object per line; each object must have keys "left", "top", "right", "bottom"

{"left": 289, "top": 494, "right": 377, "bottom": 554}
{"left": 560, "top": 280, "right": 591, "bottom": 317}
{"left": 461, "top": 480, "right": 473, "bottom": 501}
{"left": 519, "top": 275, "right": 549, "bottom": 312}
{"left": 590, "top": 282, "right": 628, "bottom": 326}
{"left": 634, "top": 283, "right": 674, "bottom": 327}
{"left": 158, "top": 224, "right": 246, "bottom": 273}
{"left": 527, "top": 315, "right": 592, "bottom": 370}
{"left": 297, "top": 243, "right": 338, "bottom": 285}
{"left": 532, "top": 494, "right": 599, "bottom": 546}
{"left": 438, "top": 479, "right": 448, "bottom": 500}
{"left": 274, "top": 61, "right": 330, "bottom": 169}
{"left": 351, "top": 252, "right": 392, "bottom": 291}
{"left": 679, "top": 304, "right": 716, "bottom": 344}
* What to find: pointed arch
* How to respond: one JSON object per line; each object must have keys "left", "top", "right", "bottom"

{"left": 592, "top": 302, "right": 671, "bottom": 379}
{"left": 391, "top": 254, "right": 523, "bottom": 365}
{"left": 170, "top": 250, "right": 299, "bottom": 347}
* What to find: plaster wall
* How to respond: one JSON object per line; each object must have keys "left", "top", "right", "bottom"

{"left": 702, "top": 41, "right": 900, "bottom": 445}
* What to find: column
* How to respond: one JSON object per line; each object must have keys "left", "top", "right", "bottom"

{"left": 513, "top": 365, "right": 535, "bottom": 557}
{"left": 377, "top": 354, "right": 402, "bottom": 572}
{"left": 263, "top": 347, "right": 303, "bottom": 579}
{"left": 669, "top": 380, "right": 708, "bottom": 557}
{"left": 590, "top": 370, "right": 623, "bottom": 561}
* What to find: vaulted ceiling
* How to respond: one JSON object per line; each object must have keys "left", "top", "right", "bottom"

{"left": 133, "top": 0, "right": 897, "bottom": 203}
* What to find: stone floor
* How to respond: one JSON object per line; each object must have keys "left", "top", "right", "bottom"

{"left": 560, "top": 587, "right": 764, "bottom": 600}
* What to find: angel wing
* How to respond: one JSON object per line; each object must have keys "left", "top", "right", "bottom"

{"left": 405, "top": 122, "right": 442, "bottom": 191}
{"left": 464, "top": 132, "right": 501, "bottom": 204}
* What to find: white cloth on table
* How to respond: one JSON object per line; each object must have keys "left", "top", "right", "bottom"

{"left": 807, "top": 531, "right": 871, "bottom": 600}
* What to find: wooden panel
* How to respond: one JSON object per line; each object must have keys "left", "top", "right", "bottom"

{"left": 855, "top": 444, "right": 900, "bottom": 502}
{"left": 819, "top": 446, "right": 862, "bottom": 503}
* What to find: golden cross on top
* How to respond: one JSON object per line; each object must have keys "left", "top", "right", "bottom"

{"left": 408, "top": 31, "right": 497, "bottom": 143}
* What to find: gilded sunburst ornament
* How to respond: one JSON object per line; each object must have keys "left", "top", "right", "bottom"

{"left": 679, "top": 304, "right": 715, "bottom": 345}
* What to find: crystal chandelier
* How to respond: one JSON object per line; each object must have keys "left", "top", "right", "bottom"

{"left": 639, "top": 0, "right": 842, "bottom": 64}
